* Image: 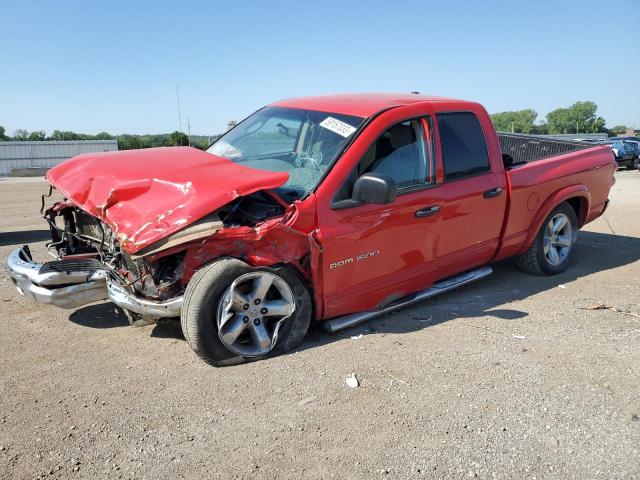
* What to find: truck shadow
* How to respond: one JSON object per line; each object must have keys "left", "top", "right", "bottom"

{"left": 0, "top": 230, "right": 50, "bottom": 247}
{"left": 69, "top": 303, "right": 130, "bottom": 328}
{"left": 67, "top": 231, "right": 640, "bottom": 348}
{"left": 300, "top": 230, "right": 640, "bottom": 351}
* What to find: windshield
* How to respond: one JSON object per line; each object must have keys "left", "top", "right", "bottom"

{"left": 207, "top": 106, "right": 365, "bottom": 197}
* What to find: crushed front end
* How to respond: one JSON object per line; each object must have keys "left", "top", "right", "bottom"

{"left": 6, "top": 182, "right": 317, "bottom": 324}
{"left": 6, "top": 188, "right": 186, "bottom": 323}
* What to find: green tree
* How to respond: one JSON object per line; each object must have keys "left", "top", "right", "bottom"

{"left": 490, "top": 109, "right": 538, "bottom": 133}
{"left": 94, "top": 131, "right": 114, "bottom": 140}
{"left": 28, "top": 130, "right": 46, "bottom": 141}
{"left": 147, "top": 134, "right": 170, "bottom": 147}
{"left": 609, "top": 125, "right": 628, "bottom": 136}
{"left": 13, "top": 129, "right": 30, "bottom": 140}
{"left": 51, "top": 130, "right": 75, "bottom": 140}
{"left": 50, "top": 130, "right": 92, "bottom": 141}
{"left": 0, "top": 125, "right": 8, "bottom": 141}
{"left": 546, "top": 101, "right": 606, "bottom": 134}
{"left": 169, "top": 131, "right": 189, "bottom": 146}
{"left": 531, "top": 123, "right": 549, "bottom": 135}
{"left": 192, "top": 138, "right": 210, "bottom": 150}
{"left": 117, "top": 135, "right": 146, "bottom": 150}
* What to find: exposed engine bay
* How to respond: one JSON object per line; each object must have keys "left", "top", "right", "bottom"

{"left": 41, "top": 187, "right": 289, "bottom": 304}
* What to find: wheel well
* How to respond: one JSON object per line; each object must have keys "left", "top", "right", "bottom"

{"left": 565, "top": 197, "right": 586, "bottom": 227}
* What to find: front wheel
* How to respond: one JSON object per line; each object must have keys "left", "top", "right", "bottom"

{"left": 515, "top": 202, "right": 578, "bottom": 275}
{"left": 181, "top": 257, "right": 311, "bottom": 367}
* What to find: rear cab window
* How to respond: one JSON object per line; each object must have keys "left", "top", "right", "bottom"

{"left": 436, "top": 112, "right": 490, "bottom": 180}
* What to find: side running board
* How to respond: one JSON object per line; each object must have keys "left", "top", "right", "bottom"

{"left": 322, "top": 266, "right": 493, "bottom": 333}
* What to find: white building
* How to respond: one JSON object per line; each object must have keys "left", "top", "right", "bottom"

{"left": 0, "top": 140, "right": 118, "bottom": 176}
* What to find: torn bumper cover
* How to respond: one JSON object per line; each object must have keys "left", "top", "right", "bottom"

{"left": 6, "top": 246, "right": 182, "bottom": 317}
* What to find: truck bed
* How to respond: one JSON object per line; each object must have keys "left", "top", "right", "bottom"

{"left": 498, "top": 132, "right": 592, "bottom": 165}
{"left": 496, "top": 141, "right": 615, "bottom": 261}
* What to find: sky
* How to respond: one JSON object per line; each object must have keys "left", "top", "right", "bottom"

{"left": 1, "top": 0, "right": 639, "bottom": 136}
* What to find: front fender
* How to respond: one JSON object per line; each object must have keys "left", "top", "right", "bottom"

{"left": 519, "top": 185, "right": 591, "bottom": 255}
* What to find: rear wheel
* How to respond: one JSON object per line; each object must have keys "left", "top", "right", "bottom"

{"left": 181, "top": 257, "right": 311, "bottom": 367}
{"left": 515, "top": 202, "right": 578, "bottom": 275}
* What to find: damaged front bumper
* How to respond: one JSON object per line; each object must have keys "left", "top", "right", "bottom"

{"left": 6, "top": 246, "right": 182, "bottom": 318}
{"left": 7, "top": 246, "right": 108, "bottom": 309}
{"left": 106, "top": 279, "right": 183, "bottom": 318}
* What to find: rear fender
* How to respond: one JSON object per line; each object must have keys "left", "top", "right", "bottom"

{"left": 519, "top": 185, "right": 590, "bottom": 255}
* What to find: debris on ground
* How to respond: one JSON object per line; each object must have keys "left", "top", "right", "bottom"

{"left": 580, "top": 302, "right": 614, "bottom": 310}
{"left": 297, "top": 396, "right": 317, "bottom": 406}
{"left": 383, "top": 370, "right": 411, "bottom": 386}
{"left": 558, "top": 284, "right": 567, "bottom": 289}
{"left": 350, "top": 334, "right": 364, "bottom": 340}
{"left": 576, "top": 301, "right": 640, "bottom": 318}
{"left": 513, "top": 334, "right": 527, "bottom": 340}
{"left": 346, "top": 372, "right": 359, "bottom": 388}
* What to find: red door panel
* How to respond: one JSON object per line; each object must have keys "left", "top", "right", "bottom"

{"left": 320, "top": 188, "right": 443, "bottom": 319}
{"left": 429, "top": 107, "right": 507, "bottom": 279}
{"left": 433, "top": 171, "right": 507, "bottom": 279}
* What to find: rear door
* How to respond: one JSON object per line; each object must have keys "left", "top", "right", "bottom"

{"left": 431, "top": 110, "right": 507, "bottom": 279}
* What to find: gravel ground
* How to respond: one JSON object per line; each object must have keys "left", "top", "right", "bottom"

{"left": 0, "top": 172, "right": 638, "bottom": 480}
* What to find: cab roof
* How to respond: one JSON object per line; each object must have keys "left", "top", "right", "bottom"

{"left": 272, "top": 93, "right": 462, "bottom": 118}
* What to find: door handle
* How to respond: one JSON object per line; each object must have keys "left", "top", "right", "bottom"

{"left": 415, "top": 205, "right": 440, "bottom": 218}
{"left": 483, "top": 187, "right": 503, "bottom": 199}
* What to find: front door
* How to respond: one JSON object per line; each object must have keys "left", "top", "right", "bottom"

{"left": 317, "top": 113, "right": 443, "bottom": 319}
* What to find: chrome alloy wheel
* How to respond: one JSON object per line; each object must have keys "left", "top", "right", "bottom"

{"left": 215, "top": 271, "right": 296, "bottom": 357}
{"left": 543, "top": 213, "right": 574, "bottom": 266}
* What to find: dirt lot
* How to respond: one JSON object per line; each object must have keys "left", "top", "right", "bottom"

{"left": 0, "top": 173, "right": 638, "bottom": 480}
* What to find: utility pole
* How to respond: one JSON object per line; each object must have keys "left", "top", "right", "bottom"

{"left": 176, "top": 85, "right": 183, "bottom": 134}
{"left": 187, "top": 118, "right": 191, "bottom": 147}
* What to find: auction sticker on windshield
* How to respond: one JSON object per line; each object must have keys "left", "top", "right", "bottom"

{"left": 319, "top": 117, "right": 357, "bottom": 138}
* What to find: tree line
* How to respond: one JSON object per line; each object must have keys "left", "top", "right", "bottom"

{"left": 0, "top": 126, "right": 215, "bottom": 150}
{"left": 490, "top": 100, "right": 630, "bottom": 136}
{"left": 0, "top": 100, "right": 632, "bottom": 149}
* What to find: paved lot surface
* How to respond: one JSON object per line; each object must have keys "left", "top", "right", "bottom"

{"left": 0, "top": 173, "right": 639, "bottom": 480}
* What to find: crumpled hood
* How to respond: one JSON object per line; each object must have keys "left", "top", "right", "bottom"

{"left": 46, "top": 147, "right": 289, "bottom": 254}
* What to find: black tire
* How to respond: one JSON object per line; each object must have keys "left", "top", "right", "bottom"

{"left": 515, "top": 202, "right": 578, "bottom": 276}
{"left": 180, "top": 257, "right": 312, "bottom": 367}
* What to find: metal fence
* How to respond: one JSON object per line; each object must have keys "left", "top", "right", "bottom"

{"left": 0, "top": 140, "right": 118, "bottom": 176}
{"left": 497, "top": 133, "right": 592, "bottom": 164}
{"left": 533, "top": 133, "right": 608, "bottom": 142}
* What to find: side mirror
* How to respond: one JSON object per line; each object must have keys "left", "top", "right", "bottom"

{"left": 502, "top": 153, "right": 514, "bottom": 168}
{"left": 352, "top": 173, "right": 396, "bottom": 205}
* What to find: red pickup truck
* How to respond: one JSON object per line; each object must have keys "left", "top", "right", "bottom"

{"left": 7, "top": 94, "right": 615, "bottom": 366}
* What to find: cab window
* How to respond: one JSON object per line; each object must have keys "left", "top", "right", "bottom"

{"left": 334, "top": 117, "right": 434, "bottom": 205}
{"left": 437, "top": 112, "right": 490, "bottom": 180}
{"left": 360, "top": 118, "right": 432, "bottom": 190}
